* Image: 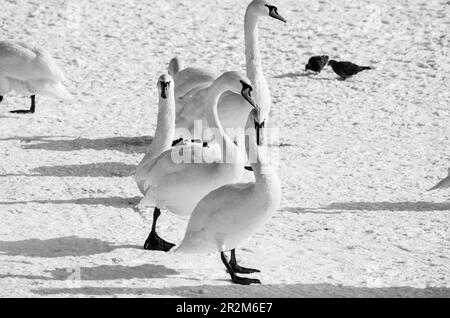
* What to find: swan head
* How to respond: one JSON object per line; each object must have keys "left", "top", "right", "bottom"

{"left": 168, "top": 57, "right": 183, "bottom": 77}
{"left": 217, "top": 71, "right": 258, "bottom": 110}
{"left": 247, "top": 0, "right": 286, "bottom": 23}
{"left": 157, "top": 73, "right": 174, "bottom": 100}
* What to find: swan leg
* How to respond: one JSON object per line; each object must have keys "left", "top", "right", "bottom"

{"left": 229, "top": 249, "right": 260, "bottom": 274}
{"left": 10, "top": 95, "right": 35, "bottom": 114}
{"left": 143, "top": 207, "right": 175, "bottom": 252}
{"left": 220, "top": 252, "right": 261, "bottom": 285}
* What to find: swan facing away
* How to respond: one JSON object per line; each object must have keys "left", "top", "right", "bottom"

{"left": 428, "top": 168, "right": 450, "bottom": 191}
{"left": 0, "top": 41, "right": 71, "bottom": 114}
{"left": 170, "top": 0, "right": 286, "bottom": 142}
{"left": 176, "top": 109, "right": 281, "bottom": 285}
{"left": 135, "top": 71, "right": 259, "bottom": 251}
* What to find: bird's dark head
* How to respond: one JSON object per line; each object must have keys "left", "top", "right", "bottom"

{"left": 304, "top": 63, "right": 311, "bottom": 71}
{"left": 328, "top": 60, "right": 337, "bottom": 67}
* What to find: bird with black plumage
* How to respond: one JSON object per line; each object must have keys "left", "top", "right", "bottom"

{"left": 305, "top": 55, "right": 329, "bottom": 74}
{"left": 327, "top": 60, "right": 372, "bottom": 80}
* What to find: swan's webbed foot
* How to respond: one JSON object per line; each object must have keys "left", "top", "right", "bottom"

{"left": 230, "top": 263, "right": 260, "bottom": 274}
{"left": 144, "top": 231, "right": 175, "bottom": 252}
{"left": 10, "top": 109, "right": 34, "bottom": 114}
{"left": 221, "top": 251, "right": 261, "bottom": 285}
{"left": 244, "top": 166, "right": 253, "bottom": 172}
{"left": 231, "top": 275, "right": 261, "bottom": 285}
{"left": 10, "top": 95, "right": 35, "bottom": 114}
{"left": 229, "top": 249, "right": 260, "bottom": 274}
{"left": 0, "top": 96, "right": 3, "bottom": 103}
{"left": 143, "top": 207, "right": 174, "bottom": 252}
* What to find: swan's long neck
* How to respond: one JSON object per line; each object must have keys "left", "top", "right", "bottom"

{"left": 143, "top": 95, "right": 175, "bottom": 161}
{"left": 244, "top": 10, "right": 271, "bottom": 118}
{"left": 249, "top": 143, "right": 281, "bottom": 202}
{"left": 205, "top": 81, "right": 240, "bottom": 163}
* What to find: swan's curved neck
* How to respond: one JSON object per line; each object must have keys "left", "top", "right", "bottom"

{"left": 143, "top": 95, "right": 175, "bottom": 161}
{"left": 205, "top": 81, "right": 239, "bottom": 162}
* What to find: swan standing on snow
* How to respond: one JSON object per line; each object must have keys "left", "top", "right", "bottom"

{"left": 176, "top": 109, "right": 281, "bottom": 285}
{"left": 170, "top": 0, "right": 286, "bottom": 140}
{"left": 428, "top": 168, "right": 450, "bottom": 191}
{"left": 135, "top": 71, "right": 258, "bottom": 251}
{"left": 0, "top": 41, "right": 71, "bottom": 114}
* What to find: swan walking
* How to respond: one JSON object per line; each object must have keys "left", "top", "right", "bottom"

{"left": 171, "top": 0, "right": 286, "bottom": 141}
{"left": 135, "top": 71, "right": 258, "bottom": 251}
{"left": 0, "top": 41, "right": 71, "bottom": 114}
{"left": 176, "top": 109, "right": 281, "bottom": 285}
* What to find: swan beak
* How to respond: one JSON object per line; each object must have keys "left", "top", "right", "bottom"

{"left": 160, "top": 81, "right": 170, "bottom": 99}
{"left": 241, "top": 88, "right": 258, "bottom": 109}
{"left": 269, "top": 9, "right": 287, "bottom": 23}
{"left": 254, "top": 120, "right": 265, "bottom": 146}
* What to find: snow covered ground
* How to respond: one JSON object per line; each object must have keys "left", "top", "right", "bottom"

{"left": 0, "top": 0, "right": 449, "bottom": 297}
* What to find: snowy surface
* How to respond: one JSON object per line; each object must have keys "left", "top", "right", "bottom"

{"left": 0, "top": 0, "right": 449, "bottom": 297}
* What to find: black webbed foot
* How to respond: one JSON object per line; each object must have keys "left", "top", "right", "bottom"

{"left": 229, "top": 249, "right": 260, "bottom": 274}
{"left": 221, "top": 251, "right": 261, "bottom": 285}
{"left": 10, "top": 109, "right": 34, "bottom": 114}
{"left": 144, "top": 231, "right": 175, "bottom": 252}
{"left": 230, "top": 263, "right": 260, "bottom": 274}
{"left": 231, "top": 275, "right": 261, "bottom": 285}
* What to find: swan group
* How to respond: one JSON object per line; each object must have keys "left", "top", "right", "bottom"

{"left": 134, "top": 0, "right": 285, "bottom": 285}
{"left": 2, "top": 0, "right": 446, "bottom": 287}
{"left": 171, "top": 0, "right": 286, "bottom": 143}
{"left": 135, "top": 71, "right": 258, "bottom": 252}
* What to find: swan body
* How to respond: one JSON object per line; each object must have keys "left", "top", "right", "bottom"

{"left": 176, "top": 110, "right": 281, "bottom": 284}
{"left": 135, "top": 71, "right": 257, "bottom": 218}
{"left": 171, "top": 0, "right": 286, "bottom": 140}
{"left": 177, "top": 110, "right": 281, "bottom": 254}
{"left": 170, "top": 61, "right": 219, "bottom": 99}
{"left": 0, "top": 41, "right": 71, "bottom": 113}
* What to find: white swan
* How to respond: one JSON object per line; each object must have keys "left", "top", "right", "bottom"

{"left": 176, "top": 109, "right": 281, "bottom": 285}
{"left": 171, "top": 0, "right": 286, "bottom": 140}
{"left": 0, "top": 41, "right": 71, "bottom": 114}
{"left": 428, "top": 168, "right": 450, "bottom": 191}
{"left": 135, "top": 71, "right": 258, "bottom": 251}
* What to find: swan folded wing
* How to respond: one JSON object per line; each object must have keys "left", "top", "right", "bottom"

{"left": 179, "top": 183, "right": 254, "bottom": 253}
{"left": 0, "top": 42, "right": 65, "bottom": 82}
{"left": 186, "top": 183, "right": 253, "bottom": 234}
{"left": 174, "top": 67, "right": 218, "bottom": 98}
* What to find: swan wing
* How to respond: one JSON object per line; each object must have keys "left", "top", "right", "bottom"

{"left": 136, "top": 142, "right": 222, "bottom": 194}
{"left": 173, "top": 67, "right": 218, "bottom": 98}
{"left": 0, "top": 41, "right": 66, "bottom": 82}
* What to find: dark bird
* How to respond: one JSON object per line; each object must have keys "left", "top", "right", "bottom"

{"left": 305, "top": 55, "right": 329, "bottom": 73}
{"left": 328, "top": 60, "right": 372, "bottom": 79}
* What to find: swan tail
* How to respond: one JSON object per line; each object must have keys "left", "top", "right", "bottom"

{"left": 168, "top": 57, "right": 184, "bottom": 76}
{"left": 174, "top": 234, "right": 215, "bottom": 254}
{"left": 427, "top": 177, "right": 450, "bottom": 191}
{"left": 39, "top": 81, "right": 73, "bottom": 100}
